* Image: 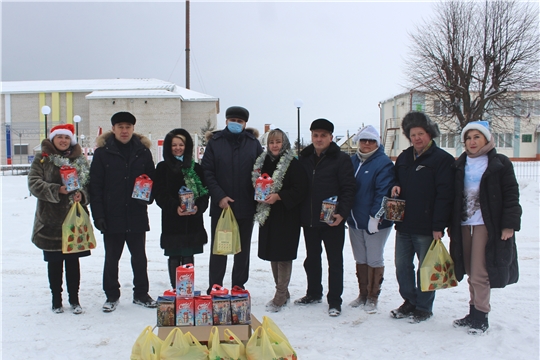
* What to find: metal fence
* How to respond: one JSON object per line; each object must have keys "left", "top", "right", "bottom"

{"left": 2, "top": 160, "right": 539, "bottom": 182}
{"left": 512, "top": 161, "right": 540, "bottom": 182}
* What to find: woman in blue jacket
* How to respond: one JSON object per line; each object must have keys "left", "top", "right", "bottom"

{"left": 347, "top": 125, "right": 395, "bottom": 313}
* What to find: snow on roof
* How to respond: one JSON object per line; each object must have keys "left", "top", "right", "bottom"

{"left": 0, "top": 78, "right": 218, "bottom": 101}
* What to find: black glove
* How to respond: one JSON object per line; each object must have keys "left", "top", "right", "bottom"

{"left": 94, "top": 218, "right": 107, "bottom": 232}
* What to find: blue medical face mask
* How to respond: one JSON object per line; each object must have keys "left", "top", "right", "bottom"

{"left": 227, "top": 121, "right": 244, "bottom": 134}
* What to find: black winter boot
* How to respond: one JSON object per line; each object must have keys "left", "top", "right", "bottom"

{"left": 453, "top": 304, "right": 475, "bottom": 328}
{"left": 48, "top": 261, "right": 64, "bottom": 313}
{"left": 468, "top": 308, "right": 489, "bottom": 335}
{"left": 168, "top": 258, "right": 182, "bottom": 289}
{"left": 65, "top": 259, "right": 83, "bottom": 314}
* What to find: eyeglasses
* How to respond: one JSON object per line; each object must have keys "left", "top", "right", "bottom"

{"left": 359, "top": 139, "right": 377, "bottom": 144}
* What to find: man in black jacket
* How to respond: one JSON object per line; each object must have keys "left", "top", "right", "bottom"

{"left": 295, "top": 119, "right": 356, "bottom": 317}
{"left": 389, "top": 111, "right": 454, "bottom": 323}
{"left": 89, "top": 112, "right": 157, "bottom": 312}
{"left": 201, "top": 106, "right": 263, "bottom": 293}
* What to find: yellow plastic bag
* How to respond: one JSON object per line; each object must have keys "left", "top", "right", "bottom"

{"left": 213, "top": 207, "right": 241, "bottom": 255}
{"left": 420, "top": 239, "right": 459, "bottom": 292}
{"left": 262, "top": 316, "right": 296, "bottom": 360}
{"left": 160, "top": 328, "right": 208, "bottom": 360}
{"left": 61, "top": 202, "right": 97, "bottom": 254}
{"left": 246, "top": 326, "right": 277, "bottom": 360}
{"left": 130, "top": 326, "right": 163, "bottom": 360}
{"left": 208, "top": 327, "right": 246, "bottom": 360}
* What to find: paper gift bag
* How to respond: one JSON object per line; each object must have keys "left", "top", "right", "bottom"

{"left": 59, "top": 165, "right": 80, "bottom": 192}
{"left": 62, "top": 202, "right": 97, "bottom": 254}
{"left": 213, "top": 207, "right": 241, "bottom": 255}
{"left": 254, "top": 173, "right": 273, "bottom": 201}
{"left": 420, "top": 239, "right": 459, "bottom": 291}
{"left": 132, "top": 174, "right": 153, "bottom": 201}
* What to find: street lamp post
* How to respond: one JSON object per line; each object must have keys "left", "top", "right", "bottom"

{"left": 41, "top": 105, "right": 51, "bottom": 139}
{"left": 73, "top": 115, "right": 82, "bottom": 142}
{"left": 294, "top": 99, "right": 303, "bottom": 156}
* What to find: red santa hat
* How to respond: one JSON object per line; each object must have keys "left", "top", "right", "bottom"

{"left": 49, "top": 124, "right": 77, "bottom": 145}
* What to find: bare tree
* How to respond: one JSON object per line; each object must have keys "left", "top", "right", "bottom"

{"left": 405, "top": 0, "right": 539, "bottom": 133}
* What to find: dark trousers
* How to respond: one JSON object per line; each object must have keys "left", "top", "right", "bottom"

{"left": 103, "top": 232, "right": 149, "bottom": 300}
{"left": 302, "top": 225, "right": 345, "bottom": 306}
{"left": 47, "top": 258, "right": 81, "bottom": 305}
{"left": 208, "top": 216, "right": 254, "bottom": 292}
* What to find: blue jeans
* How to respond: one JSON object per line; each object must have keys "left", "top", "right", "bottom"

{"left": 394, "top": 231, "right": 435, "bottom": 313}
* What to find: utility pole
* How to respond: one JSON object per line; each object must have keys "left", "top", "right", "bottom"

{"left": 185, "top": 0, "right": 190, "bottom": 89}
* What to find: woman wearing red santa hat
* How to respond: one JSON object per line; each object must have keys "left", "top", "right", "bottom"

{"left": 28, "top": 123, "right": 91, "bottom": 314}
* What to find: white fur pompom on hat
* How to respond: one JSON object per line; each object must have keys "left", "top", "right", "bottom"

{"left": 461, "top": 120, "right": 492, "bottom": 142}
{"left": 353, "top": 125, "right": 381, "bottom": 147}
{"left": 49, "top": 124, "right": 77, "bottom": 145}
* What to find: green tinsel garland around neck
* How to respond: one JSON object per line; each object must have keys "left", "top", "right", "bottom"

{"left": 182, "top": 160, "right": 208, "bottom": 200}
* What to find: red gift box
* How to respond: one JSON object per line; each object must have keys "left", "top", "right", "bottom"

{"left": 132, "top": 174, "right": 153, "bottom": 201}
{"left": 176, "top": 263, "right": 194, "bottom": 297}
{"left": 254, "top": 173, "right": 273, "bottom": 201}
{"left": 175, "top": 296, "right": 194, "bottom": 326}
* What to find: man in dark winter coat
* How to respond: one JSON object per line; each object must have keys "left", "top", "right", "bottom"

{"left": 390, "top": 111, "right": 454, "bottom": 323}
{"left": 294, "top": 118, "right": 356, "bottom": 317}
{"left": 201, "top": 106, "right": 263, "bottom": 293}
{"left": 89, "top": 111, "right": 157, "bottom": 312}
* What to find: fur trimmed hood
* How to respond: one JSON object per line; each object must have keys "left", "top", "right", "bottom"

{"left": 205, "top": 127, "right": 260, "bottom": 143}
{"left": 162, "top": 128, "right": 194, "bottom": 172}
{"left": 95, "top": 131, "right": 152, "bottom": 149}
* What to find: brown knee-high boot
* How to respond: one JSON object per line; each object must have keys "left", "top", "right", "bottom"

{"left": 349, "top": 263, "right": 369, "bottom": 307}
{"left": 365, "top": 266, "right": 384, "bottom": 314}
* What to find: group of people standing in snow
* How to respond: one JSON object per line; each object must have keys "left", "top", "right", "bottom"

{"left": 29, "top": 106, "right": 521, "bottom": 335}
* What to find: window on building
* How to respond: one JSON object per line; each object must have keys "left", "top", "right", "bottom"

{"left": 433, "top": 100, "right": 449, "bottom": 115}
{"left": 447, "top": 133, "right": 456, "bottom": 148}
{"left": 440, "top": 133, "right": 447, "bottom": 148}
{"left": 14, "top": 144, "right": 28, "bottom": 155}
{"left": 494, "top": 133, "right": 513, "bottom": 148}
{"left": 520, "top": 100, "right": 540, "bottom": 117}
{"left": 522, "top": 134, "right": 532, "bottom": 143}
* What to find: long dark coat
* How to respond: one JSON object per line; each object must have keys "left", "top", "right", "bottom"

{"left": 450, "top": 149, "right": 521, "bottom": 288}
{"left": 202, "top": 127, "right": 263, "bottom": 219}
{"left": 28, "top": 139, "right": 90, "bottom": 251}
{"left": 89, "top": 132, "right": 155, "bottom": 234}
{"left": 257, "top": 154, "right": 308, "bottom": 261}
{"left": 154, "top": 128, "right": 209, "bottom": 250}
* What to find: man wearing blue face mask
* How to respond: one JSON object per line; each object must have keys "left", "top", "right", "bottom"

{"left": 202, "top": 106, "right": 263, "bottom": 293}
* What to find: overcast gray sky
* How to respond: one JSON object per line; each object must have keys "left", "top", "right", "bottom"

{"left": 2, "top": 0, "right": 436, "bottom": 142}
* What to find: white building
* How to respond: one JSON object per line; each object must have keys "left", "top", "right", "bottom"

{"left": 1, "top": 78, "right": 219, "bottom": 165}
{"left": 379, "top": 90, "right": 540, "bottom": 160}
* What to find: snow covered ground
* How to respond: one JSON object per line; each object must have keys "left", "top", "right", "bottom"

{"left": 1, "top": 175, "right": 539, "bottom": 359}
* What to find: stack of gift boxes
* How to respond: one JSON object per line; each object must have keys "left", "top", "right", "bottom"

{"left": 156, "top": 264, "right": 251, "bottom": 328}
